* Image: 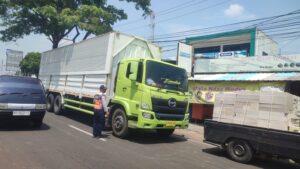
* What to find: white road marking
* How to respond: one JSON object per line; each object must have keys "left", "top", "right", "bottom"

{"left": 68, "top": 124, "right": 107, "bottom": 142}
{"left": 99, "top": 138, "right": 107, "bottom": 142}
{"left": 69, "top": 125, "right": 92, "bottom": 136}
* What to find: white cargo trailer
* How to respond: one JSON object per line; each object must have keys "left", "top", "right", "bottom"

{"left": 39, "top": 32, "right": 161, "bottom": 114}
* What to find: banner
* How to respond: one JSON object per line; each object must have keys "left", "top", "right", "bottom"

{"left": 177, "top": 42, "right": 192, "bottom": 76}
{"left": 189, "top": 81, "right": 286, "bottom": 104}
{"left": 194, "top": 55, "right": 300, "bottom": 73}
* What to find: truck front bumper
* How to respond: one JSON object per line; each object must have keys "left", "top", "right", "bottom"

{"left": 128, "top": 110, "right": 189, "bottom": 129}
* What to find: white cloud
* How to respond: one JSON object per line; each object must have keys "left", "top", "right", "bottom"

{"left": 225, "top": 4, "right": 245, "bottom": 17}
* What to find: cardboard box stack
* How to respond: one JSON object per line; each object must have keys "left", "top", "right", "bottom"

{"left": 213, "top": 91, "right": 300, "bottom": 133}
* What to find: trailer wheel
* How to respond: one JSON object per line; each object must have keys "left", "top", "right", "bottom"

{"left": 156, "top": 129, "right": 175, "bottom": 138}
{"left": 227, "top": 139, "right": 253, "bottom": 163}
{"left": 112, "top": 108, "right": 129, "bottom": 138}
{"left": 54, "top": 95, "right": 63, "bottom": 115}
{"left": 46, "top": 94, "right": 55, "bottom": 112}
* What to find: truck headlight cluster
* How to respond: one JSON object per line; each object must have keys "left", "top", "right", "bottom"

{"left": 141, "top": 102, "right": 150, "bottom": 110}
{"left": 142, "top": 112, "right": 153, "bottom": 119}
{"left": 184, "top": 114, "right": 190, "bottom": 121}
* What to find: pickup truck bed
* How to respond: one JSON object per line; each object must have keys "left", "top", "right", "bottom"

{"left": 204, "top": 120, "right": 300, "bottom": 163}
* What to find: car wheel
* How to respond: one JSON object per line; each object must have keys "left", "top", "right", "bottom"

{"left": 54, "top": 95, "right": 62, "bottom": 115}
{"left": 47, "top": 94, "right": 55, "bottom": 112}
{"left": 112, "top": 108, "right": 129, "bottom": 138}
{"left": 227, "top": 139, "right": 253, "bottom": 163}
{"left": 156, "top": 129, "right": 175, "bottom": 138}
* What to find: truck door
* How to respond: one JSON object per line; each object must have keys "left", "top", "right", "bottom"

{"left": 116, "top": 61, "right": 143, "bottom": 116}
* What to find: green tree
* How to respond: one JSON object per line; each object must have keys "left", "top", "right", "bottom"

{"left": 19, "top": 52, "right": 41, "bottom": 77}
{"left": 0, "top": 0, "right": 151, "bottom": 49}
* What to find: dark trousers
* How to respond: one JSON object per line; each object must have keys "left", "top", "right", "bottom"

{"left": 93, "top": 109, "right": 105, "bottom": 137}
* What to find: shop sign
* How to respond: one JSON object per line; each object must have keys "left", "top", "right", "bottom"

{"left": 189, "top": 81, "right": 286, "bottom": 104}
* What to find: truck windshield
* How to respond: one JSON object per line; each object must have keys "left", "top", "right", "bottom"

{"left": 145, "top": 61, "right": 188, "bottom": 92}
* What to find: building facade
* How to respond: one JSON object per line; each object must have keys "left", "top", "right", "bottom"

{"left": 184, "top": 29, "right": 300, "bottom": 122}
{"left": 186, "top": 28, "right": 279, "bottom": 59}
{"left": 188, "top": 55, "right": 300, "bottom": 121}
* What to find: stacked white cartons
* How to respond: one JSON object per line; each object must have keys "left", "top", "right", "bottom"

{"left": 288, "top": 96, "right": 300, "bottom": 132}
{"left": 259, "top": 91, "right": 290, "bottom": 131}
{"left": 235, "top": 91, "right": 260, "bottom": 126}
{"left": 213, "top": 91, "right": 300, "bottom": 132}
{"left": 213, "top": 93, "right": 236, "bottom": 123}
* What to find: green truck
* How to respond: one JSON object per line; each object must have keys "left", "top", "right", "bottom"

{"left": 39, "top": 32, "right": 189, "bottom": 138}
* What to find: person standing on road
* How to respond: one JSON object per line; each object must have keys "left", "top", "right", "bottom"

{"left": 92, "top": 85, "right": 107, "bottom": 138}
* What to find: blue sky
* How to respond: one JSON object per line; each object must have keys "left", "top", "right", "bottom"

{"left": 1, "top": 0, "right": 300, "bottom": 63}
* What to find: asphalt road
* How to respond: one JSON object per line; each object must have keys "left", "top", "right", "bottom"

{"left": 0, "top": 111, "right": 299, "bottom": 169}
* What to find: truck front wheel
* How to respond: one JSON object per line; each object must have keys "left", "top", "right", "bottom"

{"left": 227, "top": 139, "right": 253, "bottom": 163}
{"left": 112, "top": 108, "right": 129, "bottom": 138}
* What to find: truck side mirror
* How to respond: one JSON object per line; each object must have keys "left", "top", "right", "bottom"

{"left": 129, "top": 62, "right": 138, "bottom": 81}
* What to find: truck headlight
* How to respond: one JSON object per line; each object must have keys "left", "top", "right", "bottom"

{"left": 0, "top": 103, "right": 8, "bottom": 109}
{"left": 35, "top": 104, "right": 46, "bottom": 109}
{"left": 142, "top": 112, "right": 153, "bottom": 119}
{"left": 184, "top": 114, "right": 190, "bottom": 121}
{"left": 141, "top": 103, "right": 150, "bottom": 110}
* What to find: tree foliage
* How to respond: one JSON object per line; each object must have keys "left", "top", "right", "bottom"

{"left": 0, "top": 0, "right": 151, "bottom": 48}
{"left": 19, "top": 52, "right": 41, "bottom": 77}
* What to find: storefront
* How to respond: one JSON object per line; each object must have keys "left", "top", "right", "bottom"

{"left": 188, "top": 55, "right": 300, "bottom": 121}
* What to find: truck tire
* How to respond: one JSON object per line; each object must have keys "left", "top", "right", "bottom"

{"left": 47, "top": 94, "right": 55, "bottom": 112}
{"left": 112, "top": 108, "right": 129, "bottom": 138}
{"left": 54, "top": 95, "right": 63, "bottom": 115}
{"left": 227, "top": 139, "right": 253, "bottom": 163}
{"left": 156, "top": 129, "right": 175, "bottom": 138}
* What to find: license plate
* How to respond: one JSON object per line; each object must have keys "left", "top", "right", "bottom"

{"left": 165, "top": 121, "right": 176, "bottom": 127}
{"left": 13, "top": 111, "right": 30, "bottom": 116}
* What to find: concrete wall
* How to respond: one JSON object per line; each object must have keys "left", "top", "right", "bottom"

{"left": 255, "top": 29, "right": 279, "bottom": 56}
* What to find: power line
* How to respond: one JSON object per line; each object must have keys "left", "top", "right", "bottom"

{"left": 149, "top": 10, "right": 300, "bottom": 41}
{"left": 152, "top": 15, "right": 300, "bottom": 43}
{"left": 157, "top": 0, "right": 209, "bottom": 16}
{"left": 118, "top": 0, "right": 231, "bottom": 32}
{"left": 113, "top": 0, "right": 208, "bottom": 28}
{"left": 159, "top": 31, "right": 300, "bottom": 52}
{"left": 155, "top": 0, "right": 231, "bottom": 25}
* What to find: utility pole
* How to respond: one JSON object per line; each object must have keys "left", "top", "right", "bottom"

{"left": 149, "top": 11, "right": 155, "bottom": 42}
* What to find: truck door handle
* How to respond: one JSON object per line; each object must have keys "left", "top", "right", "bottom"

{"left": 123, "top": 87, "right": 127, "bottom": 91}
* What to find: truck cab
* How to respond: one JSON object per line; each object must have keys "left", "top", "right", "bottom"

{"left": 109, "top": 58, "right": 190, "bottom": 138}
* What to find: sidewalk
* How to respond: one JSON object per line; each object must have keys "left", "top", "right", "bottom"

{"left": 174, "top": 123, "right": 205, "bottom": 143}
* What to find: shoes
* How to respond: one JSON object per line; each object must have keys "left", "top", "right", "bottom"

{"left": 93, "top": 135, "right": 100, "bottom": 138}
{"left": 92, "top": 134, "right": 102, "bottom": 138}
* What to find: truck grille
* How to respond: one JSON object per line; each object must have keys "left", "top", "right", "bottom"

{"left": 156, "top": 113, "right": 184, "bottom": 121}
{"left": 151, "top": 97, "right": 187, "bottom": 120}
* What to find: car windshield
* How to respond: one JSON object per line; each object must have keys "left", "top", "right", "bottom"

{"left": 145, "top": 61, "right": 188, "bottom": 92}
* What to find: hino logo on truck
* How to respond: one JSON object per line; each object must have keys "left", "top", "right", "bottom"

{"left": 168, "top": 98, "right": 177, "bottom": 108}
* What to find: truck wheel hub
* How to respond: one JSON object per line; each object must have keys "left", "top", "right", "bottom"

{"left": 233, "top": 144, "right": 245, "bottom": 156}
{"left": 114, "top": 116, "right": 124, "bottom": 131}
